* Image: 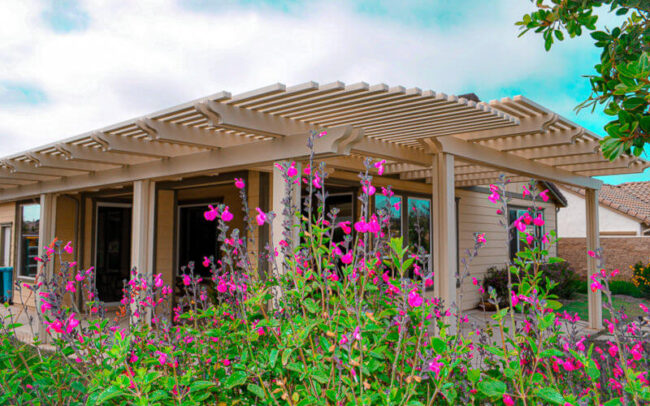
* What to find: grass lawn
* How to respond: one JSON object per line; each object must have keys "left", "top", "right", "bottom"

{"left": 560, "top": 293, "right": 648, "bottom": 321}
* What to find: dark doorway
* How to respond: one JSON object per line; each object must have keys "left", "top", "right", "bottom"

{"left": 95, "top": 204, "right": 132, "bottom": 302}
{"left": 178, "top": 204, "right": 220, "bottom": 279}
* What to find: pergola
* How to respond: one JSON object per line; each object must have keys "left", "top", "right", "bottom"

{"left": 1, "top": 81, "right": 647, "bottom": 329}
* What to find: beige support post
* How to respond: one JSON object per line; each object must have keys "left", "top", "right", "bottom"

{"left": 431, "top": 153, "right": 458, "bottom": 331}
{"left": 271, "top": 162, "right": 301, "bottom": 273}
{"left": 37, "top": 193, "right": 57, "bottom": 339}
{"left": 585, "top": 188, "right": 602, "bottom": 330}
{"left": 131, "top": 180, "right": 157, "bottom": 321}
{"left": 131, "top": 180, "right": 156, "bottom": 276}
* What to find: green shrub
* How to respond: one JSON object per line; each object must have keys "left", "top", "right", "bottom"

{"left": 482, "top": 260, "right": 578, "bottom": 302}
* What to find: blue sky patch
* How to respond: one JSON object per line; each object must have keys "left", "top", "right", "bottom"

{"left": 0, "top": 82, "right": 47, "bottom": 106}
{"left": 42, "top": 0, "right": 89, "bottom": 33}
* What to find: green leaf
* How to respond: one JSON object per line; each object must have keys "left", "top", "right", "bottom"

{"left": 304, "top": 298, "right": 319, "bottom": 314}
{"left": 590, "top": 31, "right": 610, "bottom": 41}
{"left": 432, "top": 337, "right": 447, "bottom": 355}
{"left": 189, "top": 381, "right": 214, "bottom": 392}
{"left": 603, "top": 398, "right": 622, "bottom": 406}
{"left": 536, "top": 388, "right": 565, "bottom": 404}
{"left": 477, "top": 379, "right": 506, "bottom": 398}
{"left": 95, "top": 386, "right": 125, "bottom": 404}
{"left": 622, "top": 97, "right": 646, "bottom": 111}
{"left": 224, "top": 371, "right": 248, "bottom": 389}
{"left": 269, "top": 349, "right": 279, "bottom": 368}
{"left": 467, "top": 369, "right": 480, "bottom": 383}
{"left": 282, "top": 348, "right": 294, "bottom": 366}
{"left": 247, "top": 384, "right": 266, "bottom": 399}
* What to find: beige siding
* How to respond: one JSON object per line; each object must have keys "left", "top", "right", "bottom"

{"left": 156, "top": 189, "right": 175, "bottom": 288}
{"left": 457, "top": 188, "right": 558, "bottom": 310}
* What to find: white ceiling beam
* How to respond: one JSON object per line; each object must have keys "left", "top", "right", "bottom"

{"left": 480, "top": 128, "right": 584, "bottom": 151}
{"left": 195, "top": 100, "right": 314, "bottom": 138}
{"left": 513, "top": 141, "right": 600, "bottom": 160}
{"left": 57, "top": 144, "right": 152, "bottom": 166}
{"left": 351, "top": 138, "right": 430, "bottom": 166}
{"left": 455, "top": 114, "right": 559, "bottom": 142}
{"left": 26, "top": 152, "right": 118, "bottom": 172}
{"left": 141, "top": 119, "right": 258, "bottom": 149}
{"left": 0, "top": 127, "right": 362, "bottom": 201}
{"left": 92, "top": 132, "right": 199, "bottom": 158}
{"left": 423, "top": 136, "right": 603, "bottom": 189}
{"left": 384, "top": 163, "right": 426, "bottom": 174}
{"left": 1, "top": 160, "right": 77, "bottom": 177}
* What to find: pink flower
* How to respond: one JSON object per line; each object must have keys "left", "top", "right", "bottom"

{"left": 488, "top": 191, "right": 500, "bottom": 203}
{"left": 640, "top": 303, "right": 649, "bottom": 313}
{"left": 522, "top": 186, "right": 530, "bottom": 197}
{"left": 65, "top": 314, "right": 80, "bottom": 334}
{"left": 590, "top": 281, "right": 603, "bottom": 292}
{"left": 339, "top": 221, "right": 351, "bottom": 235}
{"left": 503, "top": 394, "right": 515, "bottom": 406}
{"left": 362, "top": 185, "right": 376, "bottom": 195}
{"left": 476, "top": 233, "right": 486, "bottom": 243}
{"left": 204, "top": 205, "right": 218, "bottom": 221}
{"left": 533, "top": 214, "right": 544, "bottom": 226}
{"left": 425, "top": 278, "right": 433, "bottom": 288}
{"left": 542, "top": 233, "right": 550, "bottom": 244}
{"left": 587, "top": 250, "right": 596, "bottom": 258}
{"left": 156, "top": 351, "right": 168, "bottom": 366}
{"left": 221, "top": 207, "right": 234, "bottom": 222}
{"left": 514, "top": 217, "right": 526, "bottom": 232}
{"left": 287, "top": 162, "right": 298, "bottom": 178}
{"left": 408, "top": 290, "right": 423, "bottom": 308}
{"left": 318, "top": 131, "right": 327, "bottom": 137}
{"left": 341, "top": 252, "right": 353, "bottom": 265}
{"left": 352, "top": 326, "right": 361, "bottom": 341}
{"left": 428, "top": 355, "right": 443, "bottom": 378}
{"left": 607, "top": 345, "right": 618, "bottom": 358}
{"left": 154, "top": 273, "right": 164, "bottom": 288}
{"left": 234, "top": 178, "right": 245, "bottom": 189}
{"left": 526, "top": 233, "right": 534, "bottom": 246}
{"left": 511, "top": 291, "right": 520, "bottom": 307}
{"left": 66, "top": 281, "right": 76, "bottom": 293}
{"left": 63, "top": 241, "right": 73, "bottom": 254}
{"left": 374, "top": 159, "right": 386, "bottom": 176}
{"left": 183, "top": 274, "right": 191, "bottom": 286}
{"left": 339, "top": 334, "right": 348, "bottom": 346}
{"left": 202, "top": 257, "right": 210, "bottom": 268}
{"left": 540, "top": 189, "right": 550, "bottom": 202}
{"left": 256, "top": 208, "right": 267, "bottom": 226}
{"left": 313, "top": 174, "right": 322, "bottom": 188}
{"left": 354, "top": 220, "right": 369, "bottom": 233}
{"left": 381, "top": 187, "right": 393, "bottom": 197}
{"left": 472, "top": 277, "right": 478, "bottom": 286}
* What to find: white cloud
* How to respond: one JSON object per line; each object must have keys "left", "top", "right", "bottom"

{"left": 0, "top": 0, "right": 602, "bottom": 155}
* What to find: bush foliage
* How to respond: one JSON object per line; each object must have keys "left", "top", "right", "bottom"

{"left": 0, "top": 133, "right": 649, "bottom": 405}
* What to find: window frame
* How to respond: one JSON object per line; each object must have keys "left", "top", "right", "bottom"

{"left": 0, "top": 223, "right": 12, "bottom": 268}
{"left": 17, "top": 202, "right": 41, "bottom": 279}
{"left": 175, "top": 199, "right": 222, "bottom": 277}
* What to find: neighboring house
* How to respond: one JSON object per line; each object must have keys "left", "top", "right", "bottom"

{"left": 0, "top": 81, "right": 647, "bottom": 331}
{"left": 558, "top": 182, "right": 650, "bottom": 280}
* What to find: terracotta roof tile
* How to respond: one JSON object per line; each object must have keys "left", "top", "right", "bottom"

{"left": 565, "top": 181, "right": 650, "bottom": 225}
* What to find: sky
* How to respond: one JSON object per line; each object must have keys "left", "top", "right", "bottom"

{"left": 0, "top": 0, "right": 648, "bottom": 184}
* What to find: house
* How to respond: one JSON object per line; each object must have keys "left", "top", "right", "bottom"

{"left": 0, "top": 81, "right": 647, "bottom": 332}
{"left": 558, "top": 182, "right": 650, "bottom": 280}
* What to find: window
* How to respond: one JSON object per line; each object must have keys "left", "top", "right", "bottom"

{"left": 374, "top": 194, "right": 432, "bottom": 253}
{"left": 178, "top": 203, "right": 221, "bottom": 279}
{"left": 508, "top": 207, "right": 544, "bottom": 261}
{"left": 374, "top": 194, "right": 402, "bottom": 241}
{"left": 0, "top": 224, "right": 11, "bottom": 267}
{"left": 324, "top": 193, "right": 354, "bottom": 244}
{"left": 95, "top": 204, "right": 132, "bottom": 302}
{"left": 18, "top": 203, "right": 40, "bottom": 278}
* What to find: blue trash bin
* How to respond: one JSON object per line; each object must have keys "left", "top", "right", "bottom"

{"left": 0, "top": 267, "right": 12, "bottom": 303}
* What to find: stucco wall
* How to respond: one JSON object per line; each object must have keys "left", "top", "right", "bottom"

{"left": 557, "top": 188, "right": 641, "bottom": 237}
{"left": 558, "top": 236, "right": 650, "bottom": 280}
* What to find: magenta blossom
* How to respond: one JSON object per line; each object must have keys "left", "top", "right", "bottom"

{"left": 408, "top": 289, "right": 423, "bottom": 308}
{"left": 204, "top": 205, "right": 218, "bottom": 221}
{"left": 374, "top": 159, "right": 386, "bottom": 176}
{"left": 221, "top": 207, "right": 234, "bottom": 222}
{"left": 255, "top": 208, "right": 266, "bottom": 226}
{"left": 540, "top": 189, "right": 550, "bottom": 202}
{"left": 234, "top": 178, "right": 245, "bottom": 189}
